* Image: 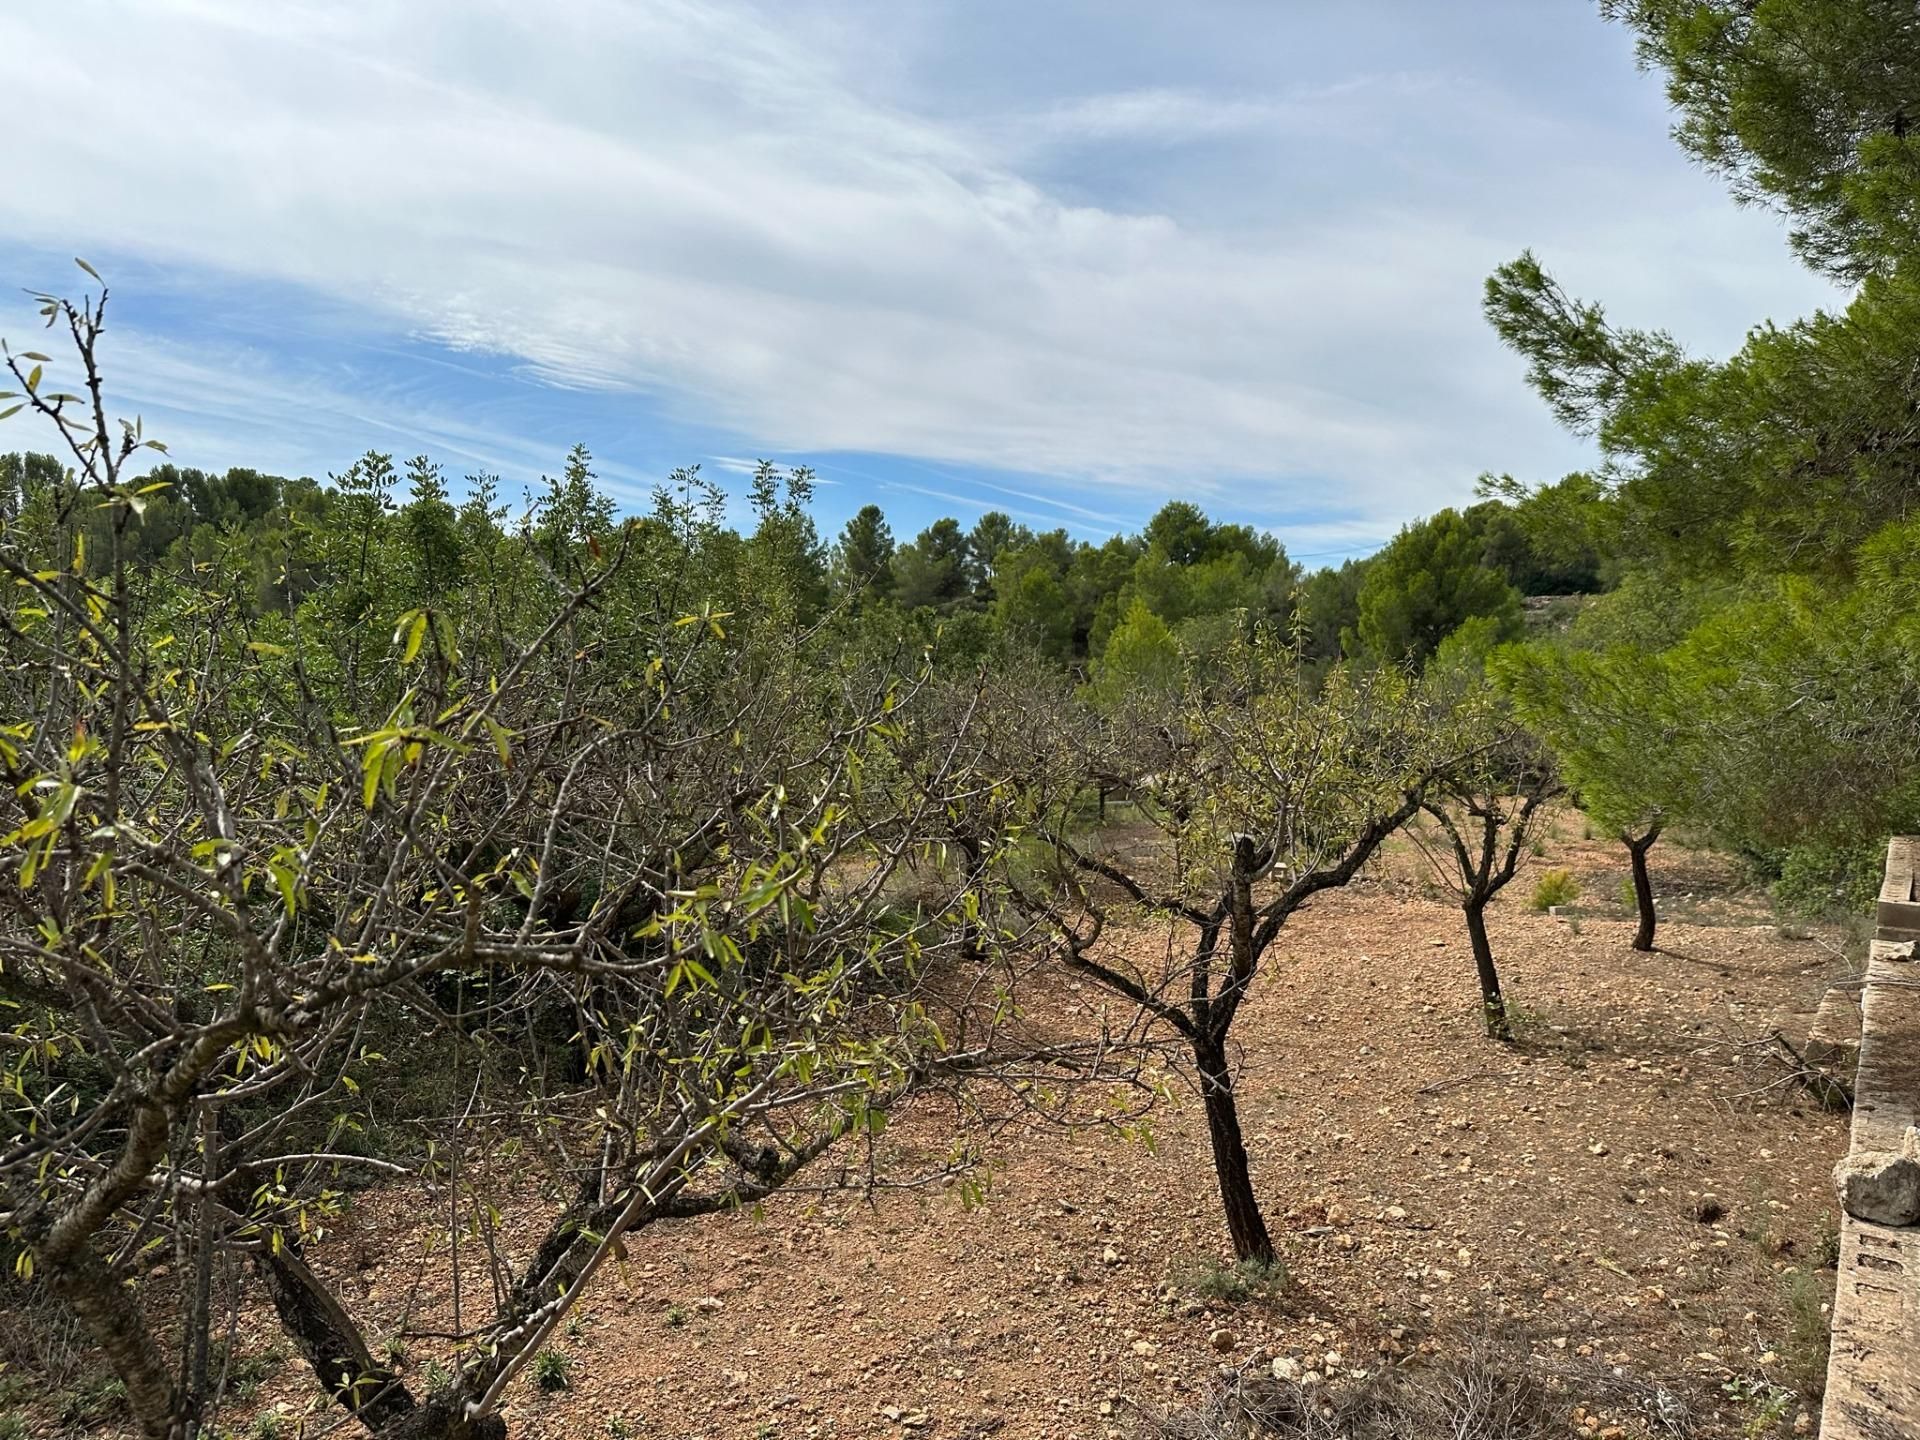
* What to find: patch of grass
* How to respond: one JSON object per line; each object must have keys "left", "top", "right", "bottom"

{"left": 532, "top": 1348, "right": 573, "bottom": 1393}
{"left": 606, "top": 1417, "right": 635, "bottom": 1439}
{"left": 664, "top": 1303, "right": 688, "bottom": 1329}
{"left": 1171, "top": 1254, "right": 1290, "bottom": 1305}
{"left": 1813, "top": 1213, "right": 1841, "bottom": 1270}
{"left": 0, "top": 1288, "right": 88, "bottom": 1393}
{"left": 1529, "top": 868, "right": 1579, "bottom": 911}
{"left": 252, "top": 1412, "right": 285, "bottom": 1440}
{"left": 1782, "top": 1271, "right": 1832, "bottom": 1401}
{"left": 0, "top": 1412, "right": 25, "bottom": 1440}
{"left": 1500, "top": 995, "right": 1549, "bottom": 1040}
{"left": 211, "top": 1341, "right": 285, "bottom": 1402}
{"left": 58, "top": 1373, "right": 128, "bottom": 1426}
{"left": 1721, "top": 1374, "right": 1793, "bottom": 1437}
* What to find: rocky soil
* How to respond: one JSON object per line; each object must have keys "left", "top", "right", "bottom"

{"left": 180, "top": 825, "right": 1863, "bottom": 1439}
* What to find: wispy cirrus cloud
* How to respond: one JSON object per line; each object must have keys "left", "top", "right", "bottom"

{"left": 0, "top": 0, "right": 1840, "bottom": 559}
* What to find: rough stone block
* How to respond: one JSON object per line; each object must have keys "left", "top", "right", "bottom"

{"left": 1834, "top": 1128, "right": 1920, "bottom": 1226}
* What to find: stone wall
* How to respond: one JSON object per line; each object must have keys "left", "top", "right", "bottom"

{"left": 1821, "top": 837, "right": 1920, "bottom": 1438}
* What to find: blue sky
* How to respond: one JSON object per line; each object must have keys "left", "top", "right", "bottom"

{"left": 0, "top": 1, "right": 1839, "bottom": 563}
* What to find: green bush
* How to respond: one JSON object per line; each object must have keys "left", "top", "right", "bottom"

{"left": 1171, "top": 1254, "right": 1290, "bottom": 1304}
{"left": 1529, "top": 868, "right": 1580, "bottom": 910}
{"left": 533, "top": 1349, "right": 573, "bottom": 1393}
{"left": 1771, "top": 840, "right": 1885, "bottom": 919}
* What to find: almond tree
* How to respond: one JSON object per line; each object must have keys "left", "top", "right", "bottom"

{"left": 0, "top": 277, "right": 1116, "bottom": 1440}
{"left": 968, "top": 635, "right": 1439, "bottom": 1261}
{"left": 1411, "top": 707, "right": 1563, "bottom": 1040}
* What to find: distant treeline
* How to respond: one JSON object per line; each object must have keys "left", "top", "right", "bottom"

{"left": 0, "top": 444, "right": 1606, "bottom": 686}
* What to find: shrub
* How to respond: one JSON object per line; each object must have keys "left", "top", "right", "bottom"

{"left": 1772, "top": 840, "right": 1884, "bottom": 919}
{"left": 1145, "top": 1329, "right": 1699, "bottom": 1439}
{"left": 1529, "top": 868, "right": 1579, "bottom": 910}
{"left": 533, "top": 1349, "right": 573, "bottom": 1393}
{"left": 1172, "top": 1255, "right": 1290, "bottom": 1305}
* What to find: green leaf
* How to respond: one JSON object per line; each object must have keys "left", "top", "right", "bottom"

{"left": 483, "top": 716, "right": 514, "bottom": 768}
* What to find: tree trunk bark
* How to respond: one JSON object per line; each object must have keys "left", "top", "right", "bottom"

{"left": 45, "top": 1242, "right": 187, "bottom": 1439}
{"left": 259, "top": 1249, "right": 506, "bottom": 1439}
{"left": 186, "top": 1107, "right": 219, "bottom": 1436}
{"left": 1465, "top": 899, "right": 1510, "bottom": 1041}
{"left": 259, "top": 1243, "right": 417, "bottom": 1433}
{"left": 1193, "top": 1038, "right": 1275, "bottom": 1262}
{"left": 1626, "top": 832, "right": 1658, "bottom": 952}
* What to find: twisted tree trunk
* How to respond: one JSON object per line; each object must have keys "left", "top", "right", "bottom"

{"left": 1625, "top": 826, "right": 1661, "bottom": 952}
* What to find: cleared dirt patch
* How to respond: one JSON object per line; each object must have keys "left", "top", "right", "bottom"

{"left": 202, "top": 827, "right": 1851, "bottom": 1440}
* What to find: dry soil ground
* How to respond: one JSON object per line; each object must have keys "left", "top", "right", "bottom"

{"left": 119, "top": 822, "right": 1863, "bottom": 1440}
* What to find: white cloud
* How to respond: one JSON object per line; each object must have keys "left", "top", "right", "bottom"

{"left": 1029, "top": 88, "right": 1292, "bottom": 144}
{"left": 0, "top": 0, "right": 1841, "bottom": 541}
{"left": 0, "top": 300, "right": 664, "bottom": 504}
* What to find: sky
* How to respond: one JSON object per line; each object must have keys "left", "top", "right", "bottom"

{"left": 0, "top": 1, "right": 1842, "bottom": 564}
